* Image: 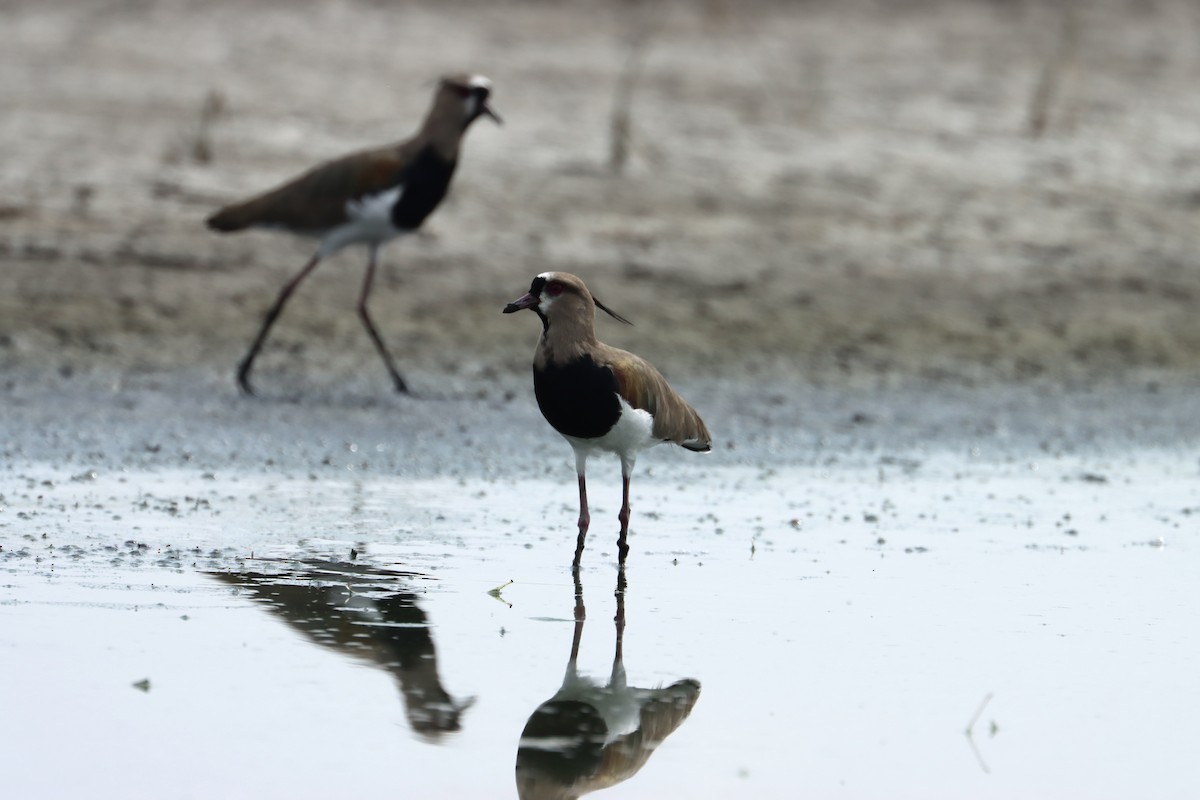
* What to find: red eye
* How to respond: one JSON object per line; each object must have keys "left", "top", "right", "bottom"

{"left": 546, "top": 282, "right": 565, "bottom": 297}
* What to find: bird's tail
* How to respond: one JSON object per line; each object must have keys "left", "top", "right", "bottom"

{"left": 205, "top": 200, "right": 258, "bottom": 232}
{"left": 206, "top": 186, "right": 293, "bottom": 232}
{"left": 670, "top": 401, "right": 712, "bottom": 453}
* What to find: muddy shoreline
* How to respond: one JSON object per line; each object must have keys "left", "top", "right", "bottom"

{"left": 3, "top": 362, "right": 1194, "bottom": 483}
{"left": 5, "top": 0, "right": 1200, "bottom": 399}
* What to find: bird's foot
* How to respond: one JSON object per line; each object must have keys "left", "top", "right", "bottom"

{"left": 236, "top": 368, "right": 256, "bottom": 397}
{"left": 616, "top": 522, "right": 630, "bottom": 565}
{"left": 388, "top": 371, "right": 410, "bottom": 395}
{"left": 572, "top": 524, "right": 588, "bottom": 570}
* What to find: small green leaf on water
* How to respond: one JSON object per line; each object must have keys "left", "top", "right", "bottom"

{"left": 488, "top": 580, "right": 514, "bottom": 607}
{"left": 132, "top": 678, "right": 151, "bottom": 693}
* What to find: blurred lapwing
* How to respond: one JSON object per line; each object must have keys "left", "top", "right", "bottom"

{"left": 504, "top": 272, "right": 711, "bottom": 565}
{"left": 207, "top": 73, "right": 500, "bottom": 395}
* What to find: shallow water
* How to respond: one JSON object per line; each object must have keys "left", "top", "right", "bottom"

{"left": 2, "top": 454, "right": 1197, "bottom": 799}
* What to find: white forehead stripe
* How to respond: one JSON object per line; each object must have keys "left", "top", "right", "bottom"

{"left": 537, "top": 271, "right": 555, "bottom": 281}
{"left": 468, "top": 75, "right": 492, "bottom": 90}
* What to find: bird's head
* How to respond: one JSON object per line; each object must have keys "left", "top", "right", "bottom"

{"left": 504, "top": 272, "right": 632, "bottom": 332}
{"left": 437, "top": 73, "right": 502, "bottom": 128}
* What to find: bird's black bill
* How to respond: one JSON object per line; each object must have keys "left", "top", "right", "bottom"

{"left": 594, "top": 297, "right": 633, "bottom": 326}
{"left": 482, "top": 102, "right": 502, "bottom": 125}
{"left": 503, "top": 292, "right": 537, "bottom": 314}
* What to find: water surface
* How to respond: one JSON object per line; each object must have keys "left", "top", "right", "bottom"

{"left": 2, "top": 457, "right": 1197, "bottom": 798}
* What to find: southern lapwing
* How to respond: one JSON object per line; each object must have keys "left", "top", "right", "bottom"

{"left": 504, "top": 272, "right": 712, "bottom": 565}
{"left": 206, "top": 73, "right": 500, "bottom": 395}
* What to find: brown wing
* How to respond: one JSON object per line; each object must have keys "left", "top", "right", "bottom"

{"left": 605, "top": 346, "right": 712, "bottom": 451}
{"left": 206, "top": 144, "right": 412, "bottom": 233}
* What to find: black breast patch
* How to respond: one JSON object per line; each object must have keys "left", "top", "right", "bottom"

{"left": 391, "top": 145, "right": 457, "bottom": 230}
{"left": 533, "top": 356, "right": 622, "bottom": 439}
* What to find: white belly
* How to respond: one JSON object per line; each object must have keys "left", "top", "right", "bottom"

{"left": 563, "top": 396, "right": 658, "bottom": 475}
{"left": 318, "top": 186, "right": 405, "bottom": 256}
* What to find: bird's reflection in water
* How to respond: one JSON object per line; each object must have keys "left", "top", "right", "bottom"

{"left": 209, "top": 559, "right": 472, "bottom": 741}
{"left": 516, "top": 569, "right": 701, "bottom": 799}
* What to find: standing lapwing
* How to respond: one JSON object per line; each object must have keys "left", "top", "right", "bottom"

{"left": 504, "top": 272, "right": 712, "bottom": 566}
{"left": 207, "top": 73, "right": 500, "bottom": 395}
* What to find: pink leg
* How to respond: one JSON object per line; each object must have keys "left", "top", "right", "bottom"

{"left": 237, "top": 253, "right": 321, "bottom": 395}
{"left": 573, "top": 472, "right": 590, "bottom": 569}
{"left": 357, "top": 246, "right": 409, "bottom": 394}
